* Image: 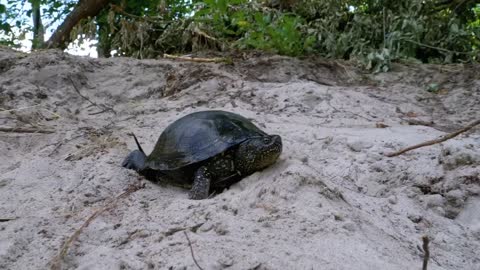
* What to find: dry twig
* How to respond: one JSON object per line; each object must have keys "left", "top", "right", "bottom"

{"left": 183, "top": 231, "right": 204, "bottom": 270}
{"left": 68, "top": 77, "right": 116, "bottom": 115}
{"left": 50, "top": 184, "right": 143, "bottom": 270}
{"left": 0, "top": 104, "right": 61, "bottom": 120}
{"left": 0, "top": 104, "right": 42, "bottom": 113}
{"left": 0, "top": 126, "right": 55, "bottom": 134}
{"left": 402, "top": 38, "right": 472, "bottom": 55}
{"left": 0, "top": 218, "right": 16, "bottom": 222}
{"left": 385, "top": 119, "right": 480, "bottom": 157}
{"left": 163, "top": 53, "right": 227, "bottom": 63}
{"left": 422, "top": 235, "right": 430, "bottom": 270}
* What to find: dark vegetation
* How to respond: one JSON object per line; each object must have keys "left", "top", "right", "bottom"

{"left": 1, "top": 0, "right": 479, "bottom": 71}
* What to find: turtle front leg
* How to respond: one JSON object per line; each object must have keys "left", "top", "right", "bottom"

{"left": 189, "top": 166, "right": 211, "bottom": 200}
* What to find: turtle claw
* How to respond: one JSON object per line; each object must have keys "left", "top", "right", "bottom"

{"left": 188, "top": 190, "right": 209, "bottom": 200}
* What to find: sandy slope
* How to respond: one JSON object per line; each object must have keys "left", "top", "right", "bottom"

{"left": 0, "top": 48, "right": 479, "bottom": 270}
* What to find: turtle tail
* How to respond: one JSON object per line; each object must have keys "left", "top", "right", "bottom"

{"left": 132, "top": 133, "right": 145, "bottom": 154}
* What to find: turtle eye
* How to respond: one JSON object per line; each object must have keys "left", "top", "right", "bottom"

{"left": 262, "top": 137, "right": 271, "bottom": 144}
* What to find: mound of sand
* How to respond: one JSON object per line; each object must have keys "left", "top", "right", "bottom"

{"left": 0, "top": 48, "right": 479, "bottom": 270}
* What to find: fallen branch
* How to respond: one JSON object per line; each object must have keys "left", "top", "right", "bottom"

{"left": 50, "top": 183, "right": 143, "bottom": 270}
{"left": 68, "top": 77, "right": 116, "bottom": 115}
{"left": 402, "top": 38, "right": 472, "bottom": 55}
{"left": 385, "top": 119, "right": 480, "bottom": 157}
{"left": 0, "top": 218, "right": 16, "bottom": 222}
{"left": 48, "top": 134, "right": 84, "bottom": 157}
{"left": 0, "top": 105, "right": 61, "bottom": 120}
{"left": 88, "top": 108, "right": 112, "bottom": 115}
{"left": 0, "top": 104, "right": 42, "bottom": 113}
{"left": 163, "top": 223, "right": 204, "bottom": 237}
{"left": 183, "top": 231, "right": 205, "bottom": 270}
{"left": 422, "top": 235, "right": 430, "bottom": 270}
{"left": 42, "top": 108, "right": 62, "bottom": 119}
{"left": 163, "top": 53, "right": 227, "bottom": 63}
{"left": 0, "top": 126, "right": 55, "bottom": 134}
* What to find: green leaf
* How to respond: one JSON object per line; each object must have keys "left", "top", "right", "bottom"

{"left": 0, "top": 22, "right": 11, "bottom": 32}
{"left": 450, "top": 23, "right": 459, "bottom": 33}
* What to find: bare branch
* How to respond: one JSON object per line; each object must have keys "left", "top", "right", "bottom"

{"left": 385, "top": 119, "right": 480, "bottom": 157}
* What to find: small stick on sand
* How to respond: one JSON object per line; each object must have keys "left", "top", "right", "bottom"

{"left": 183, "top": 231, "right": 205, "bottom": 270}
{"left": 0, "top": 126, "right": 55, "bottom": 134}
{"left": 0, "top": 104, "right": 42, "bottom": 113}
{"left": 50, "top": 183, "right": 143, "bottom": 270}
{"left": 0, "top": 105, "right": 61, "bottom": 119}
{"left": 385, "top": 119, "right": 480, "bottom": 157}
{"left": 422, "top": 235, "right": 430, "bottom": 270}
{"left": 68, "top": 77, "right": 116, "bottom": 115}
{"left": 0, "top": 218, "right": 16, "bottom": 222}
{"left": 163, "top": 53, "right": 227, "bottom": 63}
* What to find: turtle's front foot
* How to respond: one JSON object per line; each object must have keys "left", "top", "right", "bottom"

{"left": 188, "top": 167, "right": 211, "bottom": 200}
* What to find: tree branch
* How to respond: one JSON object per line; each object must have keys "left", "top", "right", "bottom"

{"left": 401, "top": 38, "right": 472, "bottom": 55}
{"left": 45, "top": 0, "right": 112, "bottom": 49}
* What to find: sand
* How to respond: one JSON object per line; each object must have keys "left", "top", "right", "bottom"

{"left": 0, "top": 48, "right": 479, "bottom": 270}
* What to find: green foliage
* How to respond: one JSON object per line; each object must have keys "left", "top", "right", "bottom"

{"left": 238, "top": 12, "right": 313, "bottom": 56}
{"left": 191, "top": 0, "right": 313, "bottom": 55}
{"left": 100, "top": 0, "right": 197, "bottom": 58}
{"left": 0, "top": 0, "right": 76, "bottom": 48}
{"left": 0, "top": 3, "right": 10, "bottom": 32}
{"left": 0, "top": 0, "right": 479, "bottom": 69}
{"left": 292, "top": 0, "right": 480, "bottom": 70}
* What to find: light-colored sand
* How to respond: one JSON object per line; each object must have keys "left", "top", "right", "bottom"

{"left": 0, "top": 48, "right": 479, "bottom": 270}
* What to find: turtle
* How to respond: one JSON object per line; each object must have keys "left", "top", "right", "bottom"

{"left": 122, "top": 110, "right": 282, "bottom": 200}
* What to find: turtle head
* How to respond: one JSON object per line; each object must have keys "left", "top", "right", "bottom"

{"left": 235, "top": 134, "right": 282, "bottom": 174}
{"left": 122, "top": 150, "right": 147, "bottom": 172}
{"left": 122, "top": 133, "right": 147, "bottom": 172}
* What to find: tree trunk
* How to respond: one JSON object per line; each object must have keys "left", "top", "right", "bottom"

{"left": 96, "top": 13, "right": 112, "bottom": 58}
{"left": 45, "top": 0, "right": 112, "bottom": 49}
{"left": 30, "top": 0, "right": 44, "bottom": 49}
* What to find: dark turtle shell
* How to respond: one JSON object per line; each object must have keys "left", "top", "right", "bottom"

{"left": 145, "top": 110, "right": 266, "bottom": 171}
